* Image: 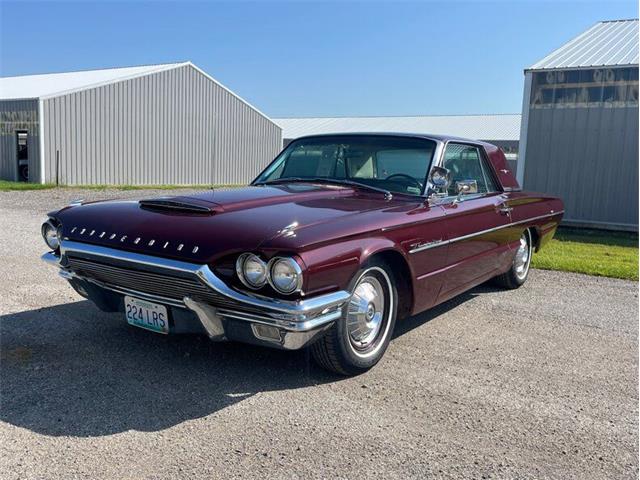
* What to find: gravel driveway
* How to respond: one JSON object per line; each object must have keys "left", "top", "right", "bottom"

{"left": 1, "top": 189, "right": 638, "bottom": 479}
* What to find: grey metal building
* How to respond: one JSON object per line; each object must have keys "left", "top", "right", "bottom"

{"left": 518, "top": 19, "right": 639, "bottom": 231}
{"left": 0, "top": 62, "right": 282, "bottom": 185}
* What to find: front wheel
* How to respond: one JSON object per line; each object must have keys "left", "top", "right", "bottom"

{"left": 494, "top": 229, "right": 533, "bottom": 289}
{"left": 311, "top": 262, "right": 398, "bottom": 375}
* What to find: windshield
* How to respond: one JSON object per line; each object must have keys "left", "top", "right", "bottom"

{"left": 254, "top": 135, "right": 437, "bottom": 196}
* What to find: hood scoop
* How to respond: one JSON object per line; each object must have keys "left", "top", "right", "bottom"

{"left": 139, "top": 198, "right": 215, "bottom": 215}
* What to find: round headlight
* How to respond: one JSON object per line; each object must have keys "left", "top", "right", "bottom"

{"left": 41, "top": 220, "right": 61, "bottom": 250}
{"left": 269, "top": 257, "right": 303, "bottom": 294}
{"left": 236, "top": 253, "right": 267, "bottom": 289}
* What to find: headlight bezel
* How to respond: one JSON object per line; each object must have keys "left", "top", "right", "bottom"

{"left": 235, "top": 253, "right": 304, "bottom": 295}
{"left": 236, "top": 253, "right": 268, "bottom": 289}
{"left": 41, "top": 219, "right": 62, "bottom": 251}
{"left": 267, "top": 256, "right": 303, "bottom": 295}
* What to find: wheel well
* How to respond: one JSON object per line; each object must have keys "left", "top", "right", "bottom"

{"left": 367, "top": 250, "right": 413, "bottom": 320}
{"left": 528, "top": 226, "right": 541, "bottom": 252}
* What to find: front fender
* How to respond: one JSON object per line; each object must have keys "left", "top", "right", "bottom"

{"left": 299, "top": 236, "right": 412, "bottom": 296}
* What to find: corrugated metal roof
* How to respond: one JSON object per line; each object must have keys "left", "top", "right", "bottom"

{"left": 275, "top": 114, "right": 522, "bottom": 141}
{"left": 529, "top": 19, "right": 639, "bottom": 71}
{"left": 0, "top": 62, "right": 187, "bottom": 100}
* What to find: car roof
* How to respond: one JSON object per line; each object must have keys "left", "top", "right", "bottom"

{"left": 289, "top": 131, "right": 490, "bottom": 146}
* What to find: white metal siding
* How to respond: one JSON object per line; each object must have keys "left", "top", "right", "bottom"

{"left": 41, "top": 65, "right": 282, "bottom": 185}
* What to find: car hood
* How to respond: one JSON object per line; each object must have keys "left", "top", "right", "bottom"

{"left": 54, "top": 184, "right": 417, "bottom": 263}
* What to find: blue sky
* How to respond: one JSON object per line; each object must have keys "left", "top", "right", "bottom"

{"left": 0, "top": 1, "right": 636, "bottom": 117}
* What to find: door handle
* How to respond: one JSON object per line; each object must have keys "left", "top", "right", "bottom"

{"left": 497, "top": 205, "right": 513, "bottom": 215}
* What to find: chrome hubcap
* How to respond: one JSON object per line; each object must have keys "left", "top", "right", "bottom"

{"left": 514, "top": 233, "right": 531, "bottom": 279}
{"left": 347, "top": 275, "right": 385, "bottom": 350}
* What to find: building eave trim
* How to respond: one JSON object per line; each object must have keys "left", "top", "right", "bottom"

{"left": 38, "top": 63, "right": 191, "bottom": 100}
{"left": 525, "top": 63, "right": 639, "bottom": 73}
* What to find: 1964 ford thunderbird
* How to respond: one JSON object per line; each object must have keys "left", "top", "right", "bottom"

{"left": 41, "top": 133, "right": 563, "bottom": 375}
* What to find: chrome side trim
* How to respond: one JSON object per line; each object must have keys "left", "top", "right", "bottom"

{"left": 408, "top": 210, "right": 564, "bottom": 254}
{"left": 56, "top": 240, "right": 350, "bottom": 318}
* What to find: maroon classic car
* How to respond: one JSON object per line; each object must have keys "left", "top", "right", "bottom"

{"left": 41, "top": 134, "right": 563, "bottom": 375}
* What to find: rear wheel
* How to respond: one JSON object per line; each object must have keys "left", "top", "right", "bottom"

{"left": 494, "top": 229, "right": 533, "bottom": 289}
{"left": 311, "top": 261, "right": 397, "bottom": 375}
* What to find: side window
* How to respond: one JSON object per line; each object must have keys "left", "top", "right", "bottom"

{"left": 442, "top": 144, "right": 497, "bottom": 196}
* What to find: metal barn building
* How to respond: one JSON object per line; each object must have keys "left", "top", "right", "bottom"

{"left": 518, "top": 19, "right": 639, "bottom": 231}
{"left": 0, "top": 62, "right": 282, "bottom": 185}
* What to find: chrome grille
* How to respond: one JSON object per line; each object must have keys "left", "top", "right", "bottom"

{"left": 66, "top": 256, "right": 250, "bottom": 310}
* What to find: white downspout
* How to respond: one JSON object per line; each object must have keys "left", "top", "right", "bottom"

{"left": 38, "top": 98, "right": 46, "bottom": 184}
{"left": 516, "top": 71, "right": 532, "bottom": 187}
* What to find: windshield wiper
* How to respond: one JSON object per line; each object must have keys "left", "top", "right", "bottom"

{"left": 255, "top": 177, "right": 392, "bottom": 199}
{"left": 321, "top": 178, "right": 393, "bottom": 199}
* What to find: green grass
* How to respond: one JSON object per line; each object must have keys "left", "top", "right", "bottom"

{"left": 532, "top": 228, "right": 639, "bottom": 281}
{"left": 0, "top": 180, "right": 57, "bottom": 191}
{"left": 0, "top": 180, "right": 241, "bottom": 191}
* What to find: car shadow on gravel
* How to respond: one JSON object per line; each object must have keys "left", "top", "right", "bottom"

{"left": 0, "top": 283, "right": 497, "bottom": 438}
{"left": 0, "top": 300, "right": 338, "bottom": 437}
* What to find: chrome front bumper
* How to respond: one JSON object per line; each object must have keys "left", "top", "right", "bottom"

{"left": 42, "top": 241, "right": 350, "bottom": 350}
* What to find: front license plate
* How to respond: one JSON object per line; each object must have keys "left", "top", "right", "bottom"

{"left": 124, "top": 296, "right": 169, "bottom": 334}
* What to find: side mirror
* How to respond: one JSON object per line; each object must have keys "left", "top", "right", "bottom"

{"left": 429, "top": 166, "right": 451, "bottom": 192}
{"left": 454, "top": 180, "right": 478, "bottom": 203}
